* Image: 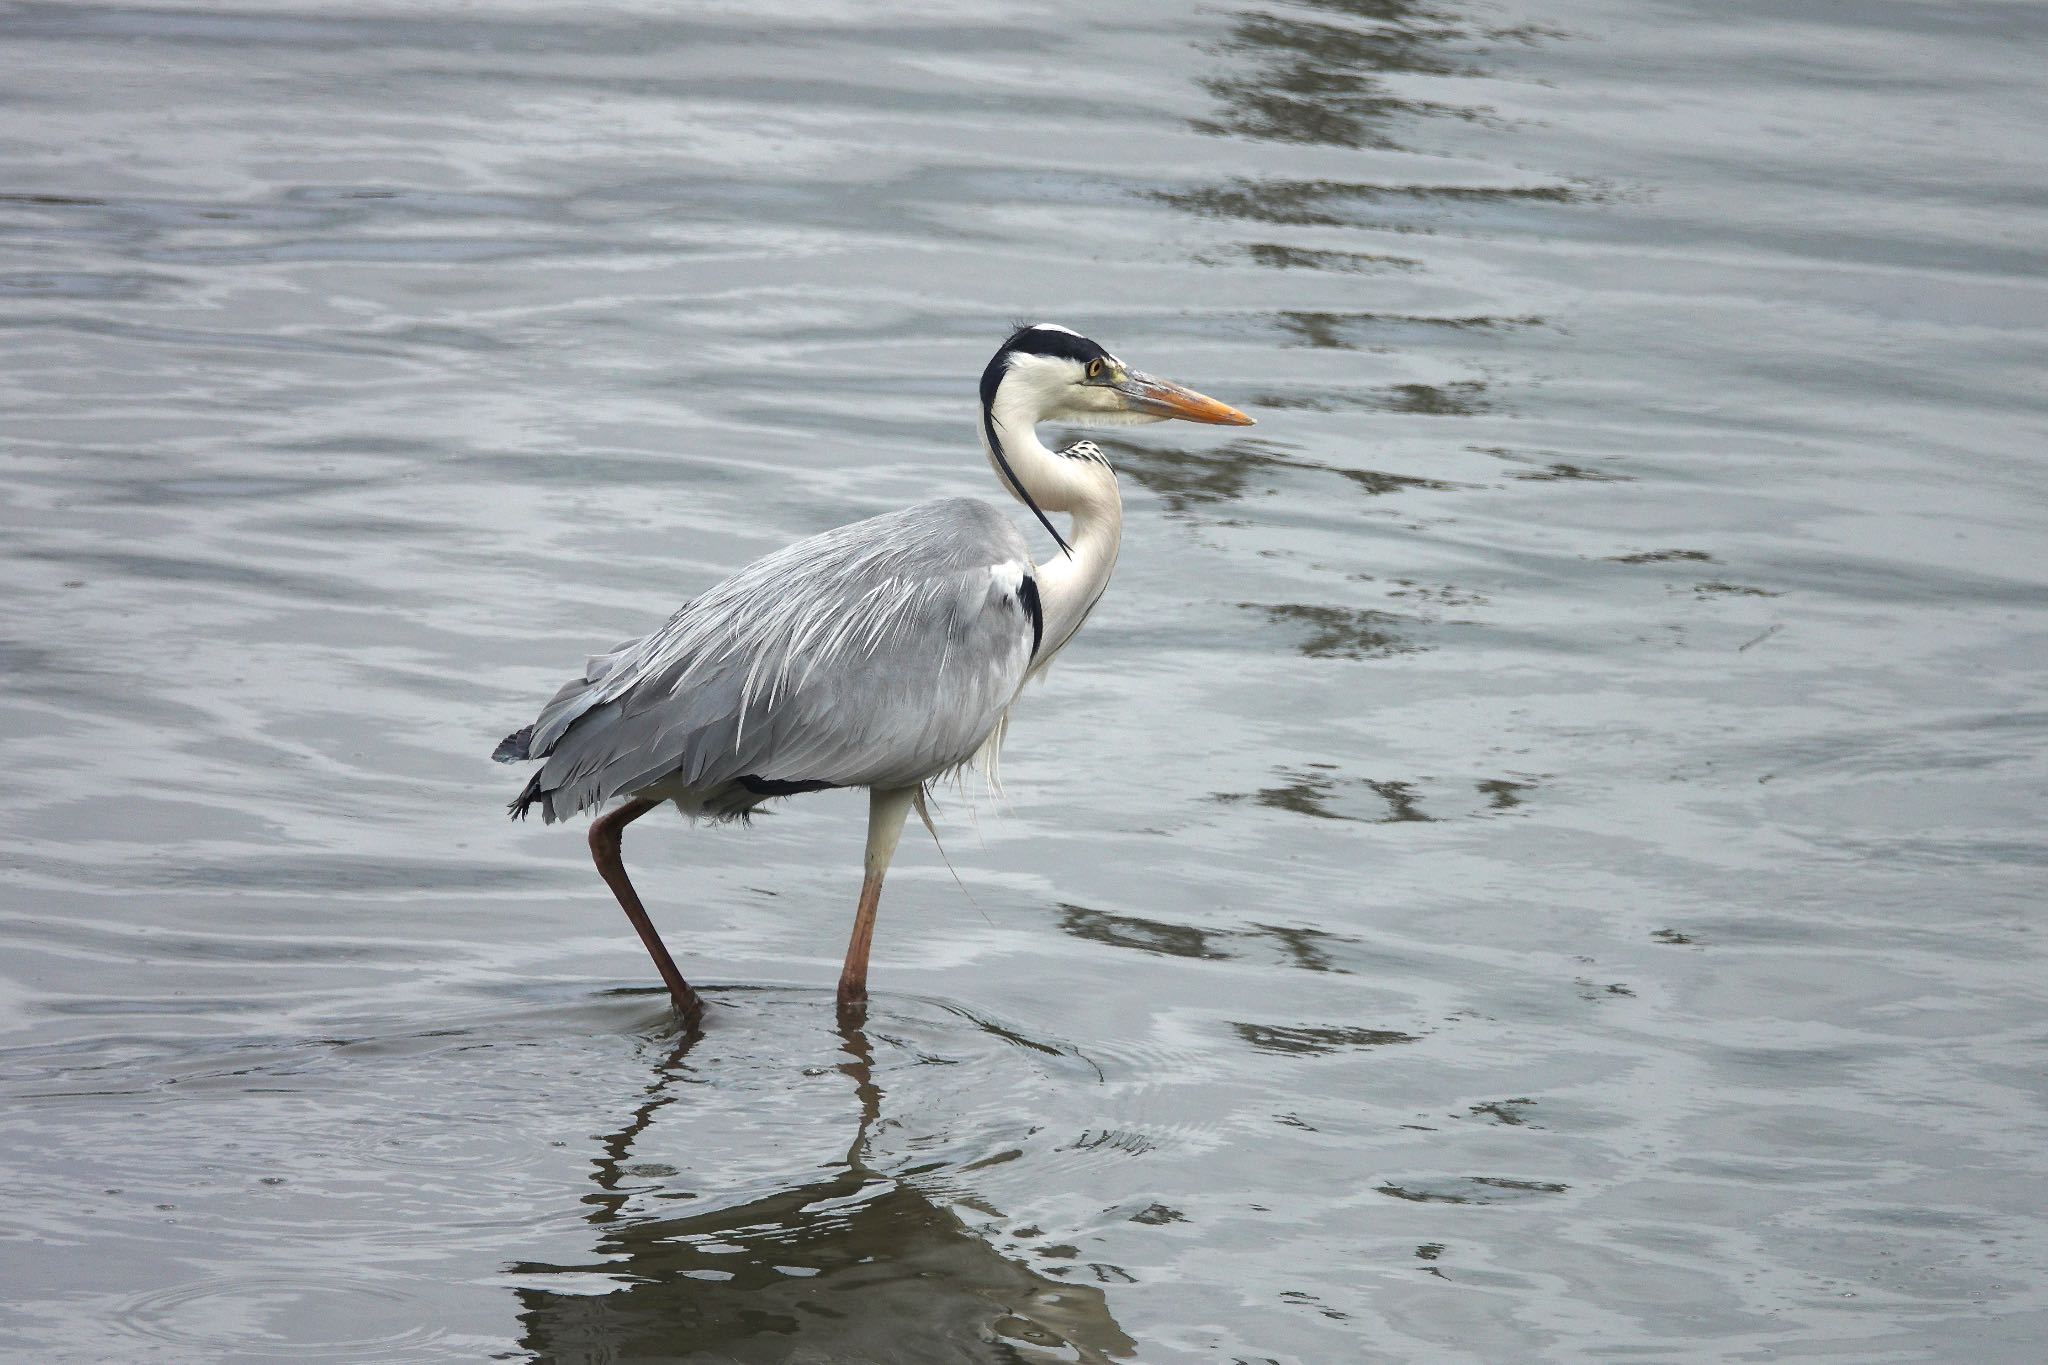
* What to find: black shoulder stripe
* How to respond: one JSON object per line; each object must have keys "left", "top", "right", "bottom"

{"left": 1018, "top": 574, "right": 1044, "bottom": 658}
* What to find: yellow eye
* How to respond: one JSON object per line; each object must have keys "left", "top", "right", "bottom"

{"left": 1085, "top": 358, "right": 1104, "bottom": 380}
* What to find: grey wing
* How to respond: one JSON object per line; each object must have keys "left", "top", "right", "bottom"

{"left": 501, "top": 497, "right": 1039, "bottom": 823}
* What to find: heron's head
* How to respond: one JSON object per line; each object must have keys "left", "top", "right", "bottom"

{"left": 980, "top": 323, "right": 1255, "bottom": 429}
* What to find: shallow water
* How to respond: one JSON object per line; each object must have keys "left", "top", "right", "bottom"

{"left": 3, "top": 0, "right": 2046, "bottom": 1360}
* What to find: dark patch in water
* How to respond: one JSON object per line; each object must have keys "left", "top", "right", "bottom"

{"left": 1275, "top": 309, "right": 1543, "bottom": 349}
{"left": 1476, "top": 778, "right": 1533, "bottom": 810}
{"left": 1058, "top": 905, "right": 1227, "bottom": 961}
{"left": 1151, "top": 176, "right": 1580, "bottom": 228}
{"left": 1367, "top": 780, "right": 1433, "bottom": 823}
{"left": 1253, "top": 604, "right": 1420, "bottom": 659}
{"left": 1218, "top": 770, "right": 1541, "bottom": 823}
{"left": 1193, "top": 5, "right": 1480, "bottom": 150}
{"left": 1129, "top": 1203, "right": 1185, "bottom": 1226}
{"left": 1382, "top": 380, "right": 1491, "bottom": 415}
{"left": 1375, "top": 1176, "right": 1568, "bottom": 1204}
{"left": 1232, "top": 1023, "right": 1422, "bottom": 1055}
{"left": 1465, "top": 1099, "right": 1541, "bottom": 1127}
{"left": 1058, "top": 905, "right": 1358, "bottom": 976}
{"left": 1513, "top": 461, "right": 1633, "bottom": 482}
{"left": 1110, "top": 437, "right": 1451, "bottom": 513}
{"left": 1066, "top": 1129, "right": 1155, "bottom": 1157}
{"left": 1235, "top": 241, "right": 1420, "bottom": 273}
{"left": 1610, "top": 548, "right": 1715, "bottom": 564}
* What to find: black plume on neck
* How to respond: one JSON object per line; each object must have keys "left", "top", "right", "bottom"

{"left": 978, "top": 326, "right": 1102, "bottom": 558}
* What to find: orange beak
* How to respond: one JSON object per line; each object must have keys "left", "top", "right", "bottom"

{"left": 1117, "top": 371, "right": 1256, "bottom": 426}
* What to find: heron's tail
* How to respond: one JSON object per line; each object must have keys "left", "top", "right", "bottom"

{"left": 497, "top": 724, "right": 549, "bottom": 820}
{"left": 493, "top": 724, "right": 535, "bottom": 763}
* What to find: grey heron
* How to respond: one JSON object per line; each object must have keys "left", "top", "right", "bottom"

{"left": 495, "top": 323, "right": 1252, "bottom": 1023}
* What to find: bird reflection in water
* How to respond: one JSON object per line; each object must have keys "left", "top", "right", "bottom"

{"left": 510, "top": 1008, "right": 1136, "bottom": 1363}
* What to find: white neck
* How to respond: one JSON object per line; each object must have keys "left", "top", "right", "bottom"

{"left": 981, "top": 387, "right": 1123, "bottom": 673}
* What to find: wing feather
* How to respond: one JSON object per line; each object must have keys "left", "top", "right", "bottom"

{"left": 508, "top": 497, "right": 1037, "bottom": 822}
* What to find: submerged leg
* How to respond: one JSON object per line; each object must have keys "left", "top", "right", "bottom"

{"left": 589, "top": 797, "right": 705, "bottom": 1025}
{"left": 837, "top": 786, "right": 918, "bottom": 1011}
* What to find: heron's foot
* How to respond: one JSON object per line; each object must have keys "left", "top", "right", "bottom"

{"left": 668, "top": 982, "right": 708, "bottom": 1029}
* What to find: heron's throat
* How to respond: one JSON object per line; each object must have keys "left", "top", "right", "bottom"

{"left": 980, "top": 394, "right": 1123, "bottom": 668}
{"left": 1031, "top": 482, "right": 1121, "bottom": 670}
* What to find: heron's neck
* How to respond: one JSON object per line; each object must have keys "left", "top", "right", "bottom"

{"left": 1032, "top": 472, "right": 1121, "bottom": 670}
{"left": 980, "top": 398, "right": 1123, "bottom": 671}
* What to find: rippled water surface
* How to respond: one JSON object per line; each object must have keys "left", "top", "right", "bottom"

{"left": 4, "top": 0, "right": 2046, "bottom": 1360}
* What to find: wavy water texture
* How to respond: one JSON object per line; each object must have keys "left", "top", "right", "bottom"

{"left": 2, "top": 0, "right": 2046, "bottom": 1360}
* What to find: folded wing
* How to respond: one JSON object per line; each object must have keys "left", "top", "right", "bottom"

{"left": 501, "top": 497, "right": 1039, "bottom": 823}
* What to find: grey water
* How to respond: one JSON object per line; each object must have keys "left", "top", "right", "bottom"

{"left": 2, "top": 0, "right": 2045, "bottom": 1360}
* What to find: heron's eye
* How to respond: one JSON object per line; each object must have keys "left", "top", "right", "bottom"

{"left": 1085, "top": 359, "right": 1105, "bottom": 381}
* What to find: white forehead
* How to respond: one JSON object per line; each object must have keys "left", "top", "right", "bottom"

{"left": 1027, "top": 322, "right": 1079, "bottom": 336}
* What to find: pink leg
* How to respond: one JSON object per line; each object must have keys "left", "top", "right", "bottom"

{"left": 837, "top": 787, "right": 917, "bottom": 1011}
{"left": 589, "top": 797, "right": 705, "bottom": 1025}
{"left": 837, "top": 873, "right": 887, "bottom": 1010}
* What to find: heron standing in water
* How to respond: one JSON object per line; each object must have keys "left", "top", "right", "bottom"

{"left": 495, "top": 324, "right": 1252, "bottom": 1023}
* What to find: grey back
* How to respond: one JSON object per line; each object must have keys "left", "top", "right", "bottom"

{"left": 514, "top": 497, "right": 1037, "bottom": 822}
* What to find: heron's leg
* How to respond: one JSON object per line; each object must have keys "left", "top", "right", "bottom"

{"left": 589, "top": 797, "right": 705, "bottom": 1025}
{"left": 837, "top": 786, "right": 918, "bottom": 1011}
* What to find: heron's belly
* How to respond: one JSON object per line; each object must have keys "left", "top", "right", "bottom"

{"left": 641, "top": 708, "right": 1007, "bottom": 820}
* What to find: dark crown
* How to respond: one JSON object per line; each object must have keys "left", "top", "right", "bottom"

{"left": 980, "top": 325, "right": 1110, "bottom": 411}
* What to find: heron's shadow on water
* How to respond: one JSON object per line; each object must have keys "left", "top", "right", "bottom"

{"left": 507, "top": 993, "right": 1136, "bottom": 1364}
